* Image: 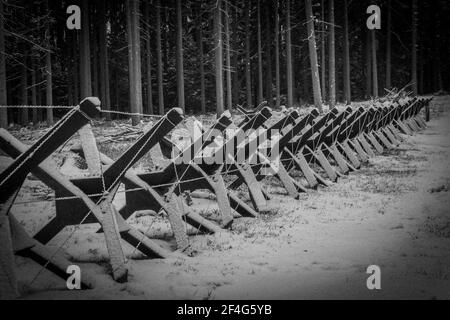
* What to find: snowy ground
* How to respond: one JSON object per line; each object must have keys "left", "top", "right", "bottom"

{"left": 3, "top": 96, "right": 450, "bottom": 300}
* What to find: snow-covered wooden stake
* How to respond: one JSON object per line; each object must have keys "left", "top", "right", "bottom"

{"left": 78, "top": 123, "right": 128, "bottom": 283}
{"left": 0, "top": 190, "right": 20, "bottom": 300}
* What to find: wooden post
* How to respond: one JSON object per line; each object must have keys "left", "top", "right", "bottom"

{"left": 0, "top": 189, "right": 21, "bottom": 300}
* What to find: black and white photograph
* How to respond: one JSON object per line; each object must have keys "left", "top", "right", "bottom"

{"left": 0, "top": 0, "right": 449, "bottom": 305}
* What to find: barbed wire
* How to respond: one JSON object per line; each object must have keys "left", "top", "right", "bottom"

{"left": 9, "top": 110, "right": 419, "bottom": 208}
{"left": 0, "top": 105, "right": 167, "bottom": 119}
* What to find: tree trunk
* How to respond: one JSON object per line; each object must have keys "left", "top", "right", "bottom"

{"left": 31, "top": 60, "right": 38, "bottom": 125}
{"left": 265, "top": 3, "right": 273, "bottom": 108}
{"left": 80, "top": 0, "right": 92, "bottom": 98}
{"left": 45, "top": 46, "right": 53, "bottom": 125}
{"left": 245, "top": 0, "right": 252, "bottom": 108}
{"left": 305, "top": 0, "right": 323, "bottom": 111}
{"left": 114, "top": 69, "right": 120, "bottom": 111}
{"left": 432, "top": 9, "right": 443, "bottom": 93}
{"left": 411, "top": 0, "right": 418, "bottom": 95}
{"left": 20, "top": 52, "right": 28, "bottom": 125}
{"left": 145, "top": 1, "right": 153, "bottom": 114}
{"left": 163, "top": 6, "right": 169, "bottom": 82}
{"left": 320, "top": 0, "right": 327, "bottom": 103}
{"left": 328, "top": 0, "right": 336, "bottom": 108}
{"left": 127, "top": 0, "right": 143, "bottom": 125}
{"left": 91, "top": 10, "right": 99, "bottom": 98}
{"left": 286, "top": 0, "right": 294, "bottom": 108}
{"left": 224, "top": 1, "right": 233, "bottom": 110}
{"left": 365, "top": 28, "right": 372, "bottom": 98}
{"left": 386, "top": 0, "right": 392, "bottom": 90}
{"left": 215, "top": 0, "right": 224, "bottom": 116}
{"left": 72, "top": 32, "right": 79, "bottom": 104}
{"left": 126, "top": 0, "right": 135, "bottom": 120}
{"left": 44, "top": 0, "right": 53, "bottom": 125}
{"left": 99, "top": 0, "right": 111, "bottom": 119}
{"left": 67, "top": 42, "right": 74, "bottom": 107}
{"left": 36, "top": 64, "right": 42, "bottom": 122}
{"left": 0, "top": 0, "right": 7, "bottom": 128}
{"left": 176, "top": 0, "right": 185, "bottom": 111}
{"left": 156, "top": 0, "right": 165, "bottom": 115}
{"left": 343, "top": 0, "right": 351, "bottom": 104}
{"left": 274, "top": 0, "right": 281, "bottom": 108}
{"left": 371, "top": 30, "right": 378, "bottom": 97}
{"left": 197, "top": 6, "right": 206, "bottom": 114}
{"left": 256, "top": 0, "right": 264, "bottom": 105}
{"left": 231, "top": 8, "right": 240, "bottom": 108}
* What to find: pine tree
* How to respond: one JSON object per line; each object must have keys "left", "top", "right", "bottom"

{"left": 328, "top": 0, "right": 336, "bottom": 108}
{"left": 286, "top": 0, "right": 294, "bottom": 108}
{"left": 126, "top": 0, "right": 143, "bottom": 125}
{"left": 320, "top": 0, "right": 327, "bottom": 103}
{"left": 145, "top": 1, "right": 153, "bottom": 114}
{"left": 386, "top": 0, "right": 392, "bottom": 90}
{"left": 411, "top": 0, "right": 418, "bottom": 95}
{"left": 371, "top": 29, "right": 378, "bottom": 97}
{"left": 99, "top": 0, "right": 111, "bottom": 119}
{"left": 0, "top": 0, "right": 7, "bottom": 128}
{"left": 343, "top": 0, "right": 351, "bottom": 104}
{"left": 245, "top": 0, "right": 252, "bottom": 108}
{"left": 274, "top": 0, "right": 281, "bottom": 108}
{"left": 156, "top": 0, "right": 165, "bottom": 115}
{"left": 197, "top": 4, "right": 206, "bottom": 114}
{"left": 215, "top": 0, "right": 224, "bottom": 116}
{"left": 175, "top": 0, "right": 185, "bottom": 111}
{"left": 305, "top": 0, "right": 323, "bottom": 111}
{"left": 224, "top": 1, "right": 233, "bottom": 110}
{"left": 256, "top": 0, "right": 264, "bottom": 105}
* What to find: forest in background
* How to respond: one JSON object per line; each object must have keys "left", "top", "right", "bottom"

{"left": 0, "top": 0, "right": 449, "bottom": 128}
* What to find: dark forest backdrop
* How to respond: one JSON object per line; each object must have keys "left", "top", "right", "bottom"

{"left": 0, "top": 0, "right": 449, "bottom": 127}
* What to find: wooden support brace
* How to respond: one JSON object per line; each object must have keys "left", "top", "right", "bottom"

{"left": 232, "top": 160, "right": 271, "bottom": 212}
{"left": 349, "top": 139, "right": 369, "bottom": 163}
{"left": 0, "top": 215, "right": 19, "bottom": 300}
{"left": 0, "top": 188, "right": 21, "bottom": 300}
{"left": 358, "top": 136, "right": 376, "bottom": 157}
{"left": 10, "top": 215, "right": 95, "bottom": 289}
{"left": 191, "top": 163, "right": 234, "bottom": 228}
{"left": 395, "top": 120, "right": 413, "bottom": 135}
{"left": 406, "top": 118, "right": 419, "bottom": 132}
{"left": 228, "top": 193, "right": 259, "bottom": 218}
{"left": 165, "top": 195, "right": 191, "bottom": 252}
{"left": 98, "top": 185, "right": 128, "bottom": 283}
{"left": 388, "top": 124, "right": 403, "bottom": 142}
{"left": 261, "top": 188, "right": 272, "bottom": 201}
{"left": 78, "top": 122, "right": 129, "bottom": 283}
{"left": 338, "top": 141, "right": 361, "bottom": 169}
{"left": 382, "top": 127, "right": 399, "bottom": 146}
{"left": 274, "top": 158, "right": 304, "bottom": 197}
{"left": 415, "top": 116, "right": 427, "bottom": 129}
{"left": 78, "top": 125, "right": 102, "bottom": 176}
{"left": 365, "top": 132, "right": 384, "bottom": 153}
{"left": 284, "top": 149, "right": 318, "bottom": 189}
{"left": 375, "top": 130, "right": 394, "bottom": 149}
{"left": 326, "top": 144, "right": 350, "bottom": 175}
{"left": 297, "top": 146, "right": 331, "bottom": 186}
{"left": 412, "top": 117, "right": 424, "bottom": 130}
{"left": 309, "top": 146, "right": 338, "bottom": 182}
{"left": 258, "top": 151, "right": 303, "bottom": 198}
